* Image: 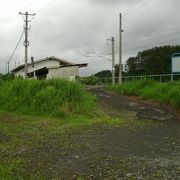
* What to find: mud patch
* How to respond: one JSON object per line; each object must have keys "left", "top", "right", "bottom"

{"left": 6, "top": 123, "right": 179, "bottom": 179}
{"left": 0, "top": 129, "right": 11, "bottom": 143}
{"left": 88, "top": 87, "right": 180, "bottom": 121}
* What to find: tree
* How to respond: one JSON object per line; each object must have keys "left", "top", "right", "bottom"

{"left": 126, "top": 45, "right": 180, "bottom": 75}
{"left": 0, "top": 73, "right": 15, "bottom": 80}
{"left": 94, "top": 70, "right": 112, "bottom": 78}
{"left": 114, "top": 64, "right": 127, "bottom": 77}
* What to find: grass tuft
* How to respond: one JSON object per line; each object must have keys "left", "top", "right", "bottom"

{"left": 0, "top": 79, "right": 96, "bottom": 117}
{"left": 107, "top": 80, "right": 180, "bottom": 108}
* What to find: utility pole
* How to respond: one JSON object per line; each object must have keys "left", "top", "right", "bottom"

{"left": 112, "top": 37, "right": 115, "bottom": 85}
{"left": 7, "top": 62, "right": 9, "bottom": 74}
{"left": 119, "top": 13, "right": 123, "bottom": 84}
{"left": 19, "top": 12, "right": 36, "bottom": 78}
{"left": 107, "top": 37, "right": 115, "bottom": 85}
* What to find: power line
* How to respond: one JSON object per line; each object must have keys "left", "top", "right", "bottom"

{"left": 8, "top": 30, "right": 24, "bottom": 63}
{"left": 19, "top": 12, "right": 36, "bottom": 78}
{"left": 36, "top": 0, "right": 58, "bottom": 14}
{"left": 85, "top": 52, "right": 112, "bottom": 62}
{"left": 113, "top": 28, "right": 180, "bottom": 51}
{"left": 123, "top": 38, "right": 180, "bottom": 53}
{"left": 122, "top": 28, "right": 180, "bottom": 47}
{"left": 113, "top": 29, "right": 180, "bottom": 51}
{"left": 123, "top": 0, "right": 154, "bottom": 17}
{"left": 7, "top": 30, "right": 24, "bottom": 73}
{"left": 20, "top": 0, "right": 58, "bottom": 16}
{"left": 122, "top": 31, "right": 180, "bottom": 48}
{"left": 21, "top": 0, "right": 36, "bottom": 11}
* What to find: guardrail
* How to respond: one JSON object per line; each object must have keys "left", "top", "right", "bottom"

{"left": 80, "top": 73, "right": 180, "bottom": 85}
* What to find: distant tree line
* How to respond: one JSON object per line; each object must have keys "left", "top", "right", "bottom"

{"left": 0, "top": 73, "right": 15, "bottom": 81}
{"left": 94, "top": 70, "right": 112, "bottom": 78}
{"left": 93, "top": 45, "right": 180, "bottom": 77}
{"left": 126, "top": 45, "right": 180, "bottom": 76}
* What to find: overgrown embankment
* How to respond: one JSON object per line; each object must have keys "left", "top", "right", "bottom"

{"left": 107, "top": 80, "right": 180, "bottom": 108}
{"left": 0, "top": 79, "right": 95, "bottom": 117}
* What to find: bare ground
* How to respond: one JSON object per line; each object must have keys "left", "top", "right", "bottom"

{"left": 87, "top": 86, "right": 180, "bottom": 122}
{"left": 0, "top": 87, "right": 180, "bottom": 179}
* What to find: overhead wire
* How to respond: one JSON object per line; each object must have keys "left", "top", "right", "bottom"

{"left": 114, "top": 0, "right": 180, "bottom": 57}
{"left": 18, "top": 0, "right": 178, "bottom": 65}
{"left": 21, "top": 0, "right": 36, "bottom": 12}
{"left": 7, "top": 30, "right": 24, "bottom": 64}
{"left": 120, "top": 25, "right": 180, "bottom": 45}
{"left": 123, "top": 38, "right": 180, "bottom": 53}
{"left": 113, "top": 30, "right": 180, "bottom": 50}
{"left": 124, "top": 31, "right": 180, "bottom": 47}
{"left": 113, "top": 28, "right": 180, "bottom": 52}
{"left": 19, "top": 0, "right": 58, "bottom": 18}
{"left": 123, "top": 0, "right": 154, "bottom": 17}
{"left": 98, "top": 0, "right": 156, "bottom": 60}
{"left": 35, "top": 0, "right": 58, "bottom": 14}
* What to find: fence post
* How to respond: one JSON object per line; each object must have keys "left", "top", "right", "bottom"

{"left": 171, "top": 74, "right": 174, "bottom": 82}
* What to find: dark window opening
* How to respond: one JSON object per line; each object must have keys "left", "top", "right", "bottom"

{"left": 35, "top": 68, "right": 48, "bottom": 80}
{"left": 172, "top": 53, "right": 180, "bottom": 58}
{"left": 28, "top": 72, "right": 34, "bottom": 78}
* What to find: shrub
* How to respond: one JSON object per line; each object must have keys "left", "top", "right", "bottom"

{"left": 0, "top": 79, "right": 96, "bottom": 117}
{"left": 108, "top": 80, "right": 180, "bottom": 108}
{"left": 0, "top": 73, "right": 15, "bottom": 81}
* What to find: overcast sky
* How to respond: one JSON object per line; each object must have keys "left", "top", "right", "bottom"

{"left": 0, "top": 0, "right": 180, "bottom": 76}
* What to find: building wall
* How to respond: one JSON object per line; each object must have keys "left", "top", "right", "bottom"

{"left": 29, "top": 59, "right": 60, "bottom": 72}
{"left": 15, "top": 70, "right": 25, "bottom": 78}
{"left": 47, "top": 66, "right": 79, "bottom": 80}
{"left": 14, "top": 59, "right": 80, "bottom": 80}
{"left": 14, "top": 59, "right": 60, "bottom": 78}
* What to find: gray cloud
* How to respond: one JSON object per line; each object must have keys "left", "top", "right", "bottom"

{"left": 1, "top": 0, "right": 180, "bottom": 75}
{"left": 87, "top": 0, "right": 142, "bottom": 6}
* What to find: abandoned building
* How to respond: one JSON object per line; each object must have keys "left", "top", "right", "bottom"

{"left": 11, "top": 56, "right": 88, "bottom": 80}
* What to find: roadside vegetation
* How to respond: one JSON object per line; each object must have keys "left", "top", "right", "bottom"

{"left": 0, "top": 111, "right": 165, "bottom": 179}
{"left": 0, "top": 79, "right": 95, "bottom": 117}
{"left": 0, "top": 78, "right": 156, "bottom": 179}
{"left": 0, "top": 78, "right": 179, "bottom": 179}
{"left": 107, "top": 80, "right": 180, "bottom": 108}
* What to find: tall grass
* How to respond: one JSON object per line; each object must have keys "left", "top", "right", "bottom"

{"left": 0, "top": 79, "right": 96, "bottom": 117}
{"left": 108, "top": 80, "right": 180, "bottom": 108}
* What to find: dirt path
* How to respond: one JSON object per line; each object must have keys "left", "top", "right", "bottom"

{"left": 87, "top": 86, "right": 180, "bottom": 122}
{"left": 0, "top": 87, "right": 180, "bottom": 179}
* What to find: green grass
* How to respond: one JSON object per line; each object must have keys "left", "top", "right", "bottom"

{"left": 0, "top": 79, "right": 96, "bottom": 117}
{"left": 107, "top": 80, "right": 180, "bottom": 108}
{"left": 0, "top": 111, "right": 157, "bottom": 179}
{"left": 0, "top": 79, "right": 172, "bottom": 179}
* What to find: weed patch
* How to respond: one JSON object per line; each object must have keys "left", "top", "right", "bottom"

{"left": 107, "top": 80, "right": 180, "bottom": 108}
{"left": 0, "top": 79, "right": 96, "bottom": 117}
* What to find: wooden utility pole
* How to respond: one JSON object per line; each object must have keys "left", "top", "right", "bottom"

{"left": 112, "top": 37, "right": 115, "bottom": 85}
{"left": 19, "top": 12, "right": 36, "bottom": 78}
{"left": 119, "top": 13, "right": 123, "bottom": 84}
{"left": 7, "top": 62, "right": 9, "bottom": 74}
{"left": 107, "top": 37, "right": 115, "bottom": 85}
